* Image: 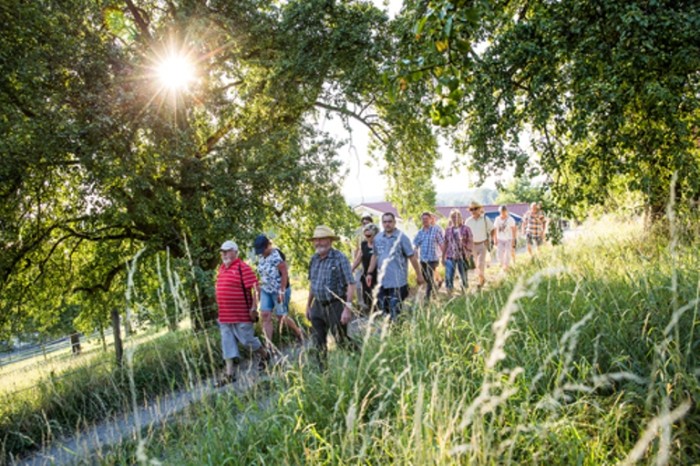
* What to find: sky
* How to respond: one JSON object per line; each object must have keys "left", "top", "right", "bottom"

{"left": 321, "top": 0, "right": 510, "bottom": 206}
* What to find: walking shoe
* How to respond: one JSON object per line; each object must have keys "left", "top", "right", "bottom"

{"left": 258, "top": 354, "right": 271, "bottom": 372}
{"left": 214, "top": 373, "right": 236, "bottom": 387}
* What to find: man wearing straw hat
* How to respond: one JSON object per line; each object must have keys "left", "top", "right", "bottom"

{"left": 465, "top": 201, "right": 495, "bottom": 289}
{"left": 305, "top": 225, "right": 357, "bottom": 360}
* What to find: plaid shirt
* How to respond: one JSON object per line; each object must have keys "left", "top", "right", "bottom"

{"left": 523, "top": 210, "right": 546, "bottom": 238}
{"left": 443, "top": 225, "right": 473, "bottom": 260}
{"left": 308, "top": 248, "right": 355, "bottom": 303}
{"left": 413, "top": 225, "right": 445, "bottom": 262}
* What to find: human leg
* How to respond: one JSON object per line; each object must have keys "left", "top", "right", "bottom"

{"left": 456, "top": 258, "right": 468, "bottom": 290}
{"left": 218, "top": 323, "right": 241, "bottom": 381}
{"left": 473, "top": 242, "right": 487, "bottom": 286}
{"left": 420, "top": 261, "right": 438, "bottom": 299}
{"left": 259, "top": 290, "right": 276, "bottom": 345}
{"left": 444, "top": 259, "right": 455, "bottom": 290}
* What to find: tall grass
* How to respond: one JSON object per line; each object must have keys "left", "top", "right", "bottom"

{"left": 0, "top": 327, "right": 222, "bottom": 462}
{"left": 107, "top": 218, "right": 699, "bottom": 464}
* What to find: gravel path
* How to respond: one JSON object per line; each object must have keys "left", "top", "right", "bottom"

{"left": 13, "top": 344, "right": 308, "bottom": 466}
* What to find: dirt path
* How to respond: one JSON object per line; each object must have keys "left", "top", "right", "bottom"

{"left": 13, "top": 344, "right": 307, "bottom": 466}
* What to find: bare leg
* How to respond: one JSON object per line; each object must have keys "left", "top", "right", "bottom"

{"left": 279, "top": 315, "right": 304, "bottom": 341}
{"left": 261, "top": 311, "right": 274, "bottom": 346}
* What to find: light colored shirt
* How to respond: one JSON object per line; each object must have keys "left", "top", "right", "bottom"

{"left": 373, "top": 229, "right": 414, "bottom": 288}
{"left": 494, "top": 216, "right": 516, "bottom": 241}
{"left": 465, "top": 215, "right": 494, "bottom": 243}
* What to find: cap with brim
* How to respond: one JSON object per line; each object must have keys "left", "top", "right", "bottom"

{"left": 309, "top": 225, "right": 339, "bottom": 241}
{"left": 220, "top": 240, "right": 238, "bottom": 251}
{"left": 253, "top": 234, "right": 270, "bottom": 255}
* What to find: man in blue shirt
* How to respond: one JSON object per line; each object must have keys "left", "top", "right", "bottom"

{"left": 366, "top": 212, "right": 424, "bottom": 320}
{"left": 413, "top": 211, "right": 445, "bottom": 300}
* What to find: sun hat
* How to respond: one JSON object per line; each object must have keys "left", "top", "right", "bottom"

{"left": 253, "top": 234, "right": 270, "bottom": 255}
{"left": 220, "top": 240, "right": 238, "bottom": 251}
{"left": 309, "top": 225, "right": 339, "bottom": 240}
{"left": 468, "top": 201, "right": 483, "bottom": 211}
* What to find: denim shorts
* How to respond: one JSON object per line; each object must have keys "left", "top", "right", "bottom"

{"left": 219, "top": 322, "right": 262, "bottom": 360}
{"left": 260, "top": 287, "right": 292, "bottom": 316}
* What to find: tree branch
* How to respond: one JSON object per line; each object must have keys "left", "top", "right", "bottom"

{"left": 314, "top": 101, "right": 388, "bottom": 145}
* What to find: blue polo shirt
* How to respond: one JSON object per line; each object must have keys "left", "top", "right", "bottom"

{"left": 373, "top": 229, "right": 414, "bottom": 288}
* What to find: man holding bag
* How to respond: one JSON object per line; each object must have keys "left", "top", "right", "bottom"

{"left": 465, "top": 202, "right": 495, "bottom": 289}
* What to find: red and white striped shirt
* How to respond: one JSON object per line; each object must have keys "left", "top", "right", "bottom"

{"left": 215, "top": 258, "right": 258, "bottom": 323}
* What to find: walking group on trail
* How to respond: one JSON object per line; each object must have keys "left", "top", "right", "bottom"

{"left": 213, "top": 202, "right": 548, "bottom": 384}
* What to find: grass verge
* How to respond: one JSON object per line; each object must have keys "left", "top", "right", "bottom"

{"left": 105, "top": 219, "right": 699, "bottom": 464}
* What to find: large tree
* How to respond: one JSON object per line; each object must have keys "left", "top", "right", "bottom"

{"left": 391, "top": 0, "right": 700, "bottom": 223}
{"left": 1, "top": 0, "right": 435, "bottom": 337}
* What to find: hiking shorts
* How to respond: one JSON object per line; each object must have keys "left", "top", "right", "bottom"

{"left": 219, "top": 322, "right": 262, "bottom": 360}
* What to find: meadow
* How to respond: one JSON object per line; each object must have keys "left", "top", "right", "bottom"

{"left": 3, "top": 217, "right": 698, "bottom": 464}
{"left": 96, "top": 218, "right": 699, "bottom": 464}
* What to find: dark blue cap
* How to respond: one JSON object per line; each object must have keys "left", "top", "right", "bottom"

{"left": 253, "top": 234, "right": 270, "bottom": 255}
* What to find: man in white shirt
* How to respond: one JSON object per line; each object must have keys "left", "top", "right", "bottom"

{"left": 493, "top": 205, "right": 518, "bottom": 271}
{"left": 465, "top": 201, "right": 495, "bottom": 288}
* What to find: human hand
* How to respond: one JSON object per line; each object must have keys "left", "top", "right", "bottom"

{"left": 249, "top": 309, "right": 259, "bottom": 323}
{"left": 340, "top": 306, "right": 352, "bottom": 325}
{"left": 416, "top": 274, "right": 426, "bottom": 285}
{"left": 365, "top": 275, "right": 372, "bottom": 287}
{"left": 277, "top": 291, "right": 284, "bottom": 303}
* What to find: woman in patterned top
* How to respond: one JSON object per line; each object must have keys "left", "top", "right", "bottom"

{"left": 254, "top": 234, "right": 304, "bottom": 347}
{"left": 351, "top": 223, "right": 380, "bottom": 313}
{"left": 441, "top": 209, "right": 473, "bottom": 294}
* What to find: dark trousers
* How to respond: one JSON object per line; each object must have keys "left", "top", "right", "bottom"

{"left": 309, "top": 299, "right": 356, "bottom": 359}
{"left": 420, "top": 261, "right": 439, "bottom": 299}
{"left": 377, "top": 285, "right": 409, "bottom": 320}
{"left": 360, "top": 273, "right": 378, "bottom": 311}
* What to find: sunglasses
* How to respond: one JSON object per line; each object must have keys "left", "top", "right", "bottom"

{"left": 364, "top": 234, "right": 373, "bottom": 238}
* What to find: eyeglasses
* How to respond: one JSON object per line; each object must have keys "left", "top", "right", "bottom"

{"left": 364, "top": 234, "right": 373, "bottom": 238}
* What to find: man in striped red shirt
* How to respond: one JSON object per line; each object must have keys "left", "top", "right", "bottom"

{"left": 215, "top": 240, "right": 269, "bottom": 386}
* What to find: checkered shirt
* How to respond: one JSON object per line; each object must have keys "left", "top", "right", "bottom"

{"left": 523, "top": 211, "right": 546, "bottom": 238}
{"left": 308, "top": 248, "right": 355, "bottom": 302}
{"left": 413, "top": 225, "right": 445, "bottom": 262}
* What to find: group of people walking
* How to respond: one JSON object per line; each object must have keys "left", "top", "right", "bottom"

{"left": 214, "top": 202, "right": 547, "bottom": 384}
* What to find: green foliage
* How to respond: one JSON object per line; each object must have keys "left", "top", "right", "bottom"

{"left": 0, "top": 0, "right": 412, "bottom": 338}
{"left": 0, "top": 328, "right": 221, "bottom": 461}
{"left": 104, "top": 222, "right": 700, "bottom": 464}
{"left": 392, "top": 0, "right": 700, "bottom": 222}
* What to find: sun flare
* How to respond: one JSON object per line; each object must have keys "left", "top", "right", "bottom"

{"left": 156, "top": 54, "right": 195, "bottom": 91}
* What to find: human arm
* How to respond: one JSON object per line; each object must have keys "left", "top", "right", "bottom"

{"left": 365, "top": 254, "right": 378, "bottom": 287}
{"left": 277, "top": 261, "right": 289, "bottom": 303}
{"left": 341, "top": 283, "right": 356, "bottom": 325}
{"left": 339, "top": 253, "right": 356, "bottom": 325}
{"left": 410, "top": 254, "right": 424, "bottom": 285}
{"left": 351, "top": 249, "right": 362, "bottom": 272}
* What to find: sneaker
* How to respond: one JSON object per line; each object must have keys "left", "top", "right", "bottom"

{"left": 214, "top": 374, "right": 236, "bottom": 387}
{"left": 258, "top": 353, "right": 271, "bottom": 372}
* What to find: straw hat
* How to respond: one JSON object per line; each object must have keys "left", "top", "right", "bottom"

{"left": 309, "top": 225, "right": 339, "bottom": 240}
{"left": 468, "top": 201, "right": 483, "bottom": 211}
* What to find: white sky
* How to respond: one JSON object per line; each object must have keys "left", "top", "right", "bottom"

{"left": 318, "top": 0, "right": 512, "bottom": 205}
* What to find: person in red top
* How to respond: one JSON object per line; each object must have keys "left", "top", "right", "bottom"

{"left": 215, "top": 240, "right": 269, "bottom": 386}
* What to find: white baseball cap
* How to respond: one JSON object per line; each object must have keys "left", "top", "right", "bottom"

{"left": 220, "top": 240, "right": 238, "bottom": 251}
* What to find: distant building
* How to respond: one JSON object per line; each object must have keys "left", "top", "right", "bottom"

{"left": 435, "top": 203, "right": 529, "bottom": 225}
{"left": 352, "top": 201, "right": 418, "bottom": 236}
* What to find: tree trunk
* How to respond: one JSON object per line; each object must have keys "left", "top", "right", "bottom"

{"left": 111, "top": 308, "right": 123, "bottom": 367}
{"left": 98, "top": 319, "right": 107, "bottom": 352}
{"left": 69, "top": 332, "right": 81, "bottom": 355}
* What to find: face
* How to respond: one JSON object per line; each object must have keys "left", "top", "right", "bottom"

{"left": 313, "top": 238, "right": 332, "bottom": 255}
{"left": 470, "top": 208, "right": 481, "bottom": 218}
{"left": 364, "top": 230, "right": 374, "bottom": 241}
{"left": 532, "top": 204, "right": 540, "bottom": 213}
{"left": 421, "top": 214, "right": 431, "bottom": 228}
{"left": 220, "top": 249, "right": 237, "bottom": 266}
{"left": 361, "top": 218, "right": 371, "bottom": 227}
{"left": 500, "top": 210, "right": 508, "bottom": 219}
{"left": 451, "top": 213, "right": 460, "bottom": 225}
{"left": 382, "top": 215, "right": 396, "bottom": 233}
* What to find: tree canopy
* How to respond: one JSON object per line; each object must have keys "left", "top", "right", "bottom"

{"left": 0, "top": 0, "right": 439, "bottom": 338}
{"left": 392, "top": 0, "right": 700, "bottom": 220}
